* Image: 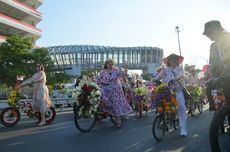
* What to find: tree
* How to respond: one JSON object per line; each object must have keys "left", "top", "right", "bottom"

{"left": 0, "top": 36, "right": 71, "bottom": 87}
{"left": 184, "top": 64, "right": 201, "bottom": 73}
{"left": 0, "top": 36, "right": 33, "bottom": 86}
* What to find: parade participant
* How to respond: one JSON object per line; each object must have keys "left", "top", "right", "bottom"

{"left": 188, "top": 68, "right": 200, "bottom": 87}
{"left": 203, "top": 20, "right": 230, "bottom": 110}
{"left": 155, "top": 53, "right": 188, "bottom": 137}
{"left": 96, "top": 58, "right": 133, "bottom": 127}
{"left": 21, "top": 63, "right": 51, "bottom": 126}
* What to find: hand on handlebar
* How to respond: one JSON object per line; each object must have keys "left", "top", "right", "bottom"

{"left": 155, "top": 80, "right": 162, "bottom": 85}
{"left": 168, "top": 79, "right": 174, "bottom": 85}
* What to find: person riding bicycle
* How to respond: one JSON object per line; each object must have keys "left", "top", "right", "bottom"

{"left": 203, "top": 20, "right": 230, "bottom": 111}
{"left": 20, "top": 63, "right": 51, "bottom": 126}
{"left": 96, "top": 58, "right": 133, "bottom": 127}
{"left": 155, "top": 53, "right": 188, "bottom": 137}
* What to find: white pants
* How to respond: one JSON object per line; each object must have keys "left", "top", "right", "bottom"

{"left": 176, "top": 91, "right": 187, "bottom": 134}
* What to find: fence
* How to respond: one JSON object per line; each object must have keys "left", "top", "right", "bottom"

{"left": 0, "top": 97, "right": 76, "bottom": 112}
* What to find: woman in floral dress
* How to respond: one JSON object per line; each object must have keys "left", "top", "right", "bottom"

{"left": 97, "top": 58, "right": 133, "bottom": 127}
{"left": 21, "top": 63, "right": 51, "bottom": 126}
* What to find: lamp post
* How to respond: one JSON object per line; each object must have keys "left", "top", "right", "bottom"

{"left": 175, "top": 26, "right": 182, "bottom": 56}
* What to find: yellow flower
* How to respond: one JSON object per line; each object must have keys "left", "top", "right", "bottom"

{"left": 7, "top": 90, "right": 20, "bottom": 107}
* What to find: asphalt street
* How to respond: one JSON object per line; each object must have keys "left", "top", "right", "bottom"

{"left": 0, "top": 105, "right": 212, "bottom": 152}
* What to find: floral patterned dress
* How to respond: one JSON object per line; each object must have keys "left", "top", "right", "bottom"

{"left": 21, "top": 71, "right": 51, "bottom": 113}
{"left": 97, "top": 67, "right": 133, "bottom": 116}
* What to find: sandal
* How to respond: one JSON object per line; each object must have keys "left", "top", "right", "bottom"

{"left": 37, "top": 122, "right": 46, "bottom": 126}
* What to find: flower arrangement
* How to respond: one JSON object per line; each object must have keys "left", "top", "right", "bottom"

{"left": 152, "top": 83, "right": 177, "bottom": 113}
{"left": 7, "top": 89, "right": 20, "bottom": 107}
{"left": 74, "top": 80, "right": 101, "bottom": 117}
{"left": 187, "top": 86, "right": 204, "bottom": 103}
{"left": 133, "top": 87, "right": 149, "bottom": 106}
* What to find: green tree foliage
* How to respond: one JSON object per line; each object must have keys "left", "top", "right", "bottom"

{"left": 184, "top": 64, "right": 201, "bottom": 73}
{"left": 0, "top": 36, "right": 69, "bottom": 86}
{"left": 0, "top": 36, "right": 32, "bottom": 86}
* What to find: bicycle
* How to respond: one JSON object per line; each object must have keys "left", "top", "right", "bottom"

{"left": 209, "top": 77, "right": 230, "bottom": 152}
{"left": 73, "top": 82, "right": 121, "bottom": 132}
{"left": 0, "top": 96, "right": 56, "bottom": 127}
{"left": 187, "top": 92, "right": 204, "bottom": 116}
{"left": 73, "top": 101, "right": 120, "bottom": 132}
{"left": 151, "top": 83, "right": 179, "bottom": 141}
{"left": 152, "top": 107, "right": 179, "bottom": 141}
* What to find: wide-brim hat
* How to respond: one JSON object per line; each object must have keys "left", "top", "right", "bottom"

{"left": 136, "top": 77, "right": 144, "bottom": 82}
{"left": 203, "top": 20, "right": 225, "bottom": 35}
{"left": 163, "top": 53, "right": 184, "bottom": 65}
{"left": 104, "top": 58, "right": 116, "bottom": 64}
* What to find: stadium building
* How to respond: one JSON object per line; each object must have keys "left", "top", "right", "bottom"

{"left": 48, "top": 45, "right": 164, "bottom": 77}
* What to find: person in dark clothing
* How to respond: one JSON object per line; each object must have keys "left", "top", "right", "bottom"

{"left": 203, "top": 20, "right": 230, "bottom": 111}
{"left": 74, "top": 75, "right": 83, "bottom": 88}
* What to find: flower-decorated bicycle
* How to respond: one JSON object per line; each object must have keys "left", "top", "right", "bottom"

{"left": 0, "top": 91, "right": 56, "bottom": 127}
{"left": 73, "top": 80, "right": 120, "bottom": 132}
{"left": 152, "top": 82, "right": 179, "bottom": 141}
{"left": 186, "top": 86, "right": 204, "bottom": 116}
{"left": 0, "top": 76, "right": 56, "bottom": 127}
{"left": 133, "top": 86, "right": 151, "bottom": 118}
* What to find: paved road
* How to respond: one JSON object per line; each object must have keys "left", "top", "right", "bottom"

{"left": 0, "top": 105, "right": 212, "bottom": 152}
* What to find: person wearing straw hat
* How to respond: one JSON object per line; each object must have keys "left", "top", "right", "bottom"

{"left": 155, "top": 53, "right": 188, "bottom": 137}
{"left": 203, "top": 20, "right": 230, "bottom": 111}
{"left": 96, "top": 58, "right": 133, "bottom": 127}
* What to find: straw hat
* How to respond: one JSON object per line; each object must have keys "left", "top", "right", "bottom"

{"left": 163, "top": 53, "right": 184, "bottom": 66}
{"left": 104, "top": 58, "right": 116, "bottom": 64}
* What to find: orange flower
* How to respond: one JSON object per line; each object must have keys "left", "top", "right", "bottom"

{"left": 171, "top": 108, "right": 177, "bottom": 113}
{"left": 171, "top": 100, "right": 177, "bottom": 106}
{"left": 157, "top": 107, "right": 163, "bottom": 113}
{"left": 165, "top": 106, "right": 170, "bottom": 111}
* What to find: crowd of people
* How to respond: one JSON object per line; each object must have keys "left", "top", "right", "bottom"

{"left": 19, "top": 20, "right": 230, "bottom": 141}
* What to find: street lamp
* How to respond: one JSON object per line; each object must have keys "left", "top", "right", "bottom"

{"left": 175, "top": 26, "right": 182, "bottom": 56}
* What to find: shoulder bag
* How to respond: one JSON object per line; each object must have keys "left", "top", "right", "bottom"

{"left": 170, "top": 68, "right": 192, "bottom": 100}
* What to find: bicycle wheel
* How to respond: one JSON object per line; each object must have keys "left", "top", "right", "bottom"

{"left": 152, "top": 114, "right": 167, "bottom": 141}
{"left": 209, "top": 105, "right": 230, "bottom": 152}
{"left": 172, "top": 112, "right": 179, "bottom": 130}
{"left": 0, "top": 107, "right": 20, "bottom": 127}
{"left": 197, "top": 100, "right": 203, "bottom": 113}
{"left": 188, "top": 101, "right": 195, "bottom": 116}
{"left": 74, "top": 105, "right": 97, "bottom": 132}
{"left": 73, "top": 102, "right": 77, "bottom": 114}
{"left": 45, "top": 107, "right": 56, "bottom": 124}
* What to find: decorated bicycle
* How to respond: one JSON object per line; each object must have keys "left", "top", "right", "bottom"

{"left": 186, "top": 86, "right": 204, "bottom": 116}
{"left": 73, "top": 79, "right": 120, "bottom": 132}
{"left": 152, "top": 82, "right": 179, "bottom": 141}
{"left": 0, "top": 75, "right": 56, "bottom": 127}
{"left": 133, "top": 86, "right": 151, "bottom": 118}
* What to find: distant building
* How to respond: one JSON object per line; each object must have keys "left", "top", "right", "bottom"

{"left": 0, "top": 0, "right": 42, "bottom": 44}
{"left": 48, "top": 45, "right": 164, "bottom": 76}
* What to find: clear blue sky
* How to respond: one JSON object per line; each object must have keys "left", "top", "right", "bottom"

{"left": 36, "top": 0, "right": 230, "bottom": 70}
